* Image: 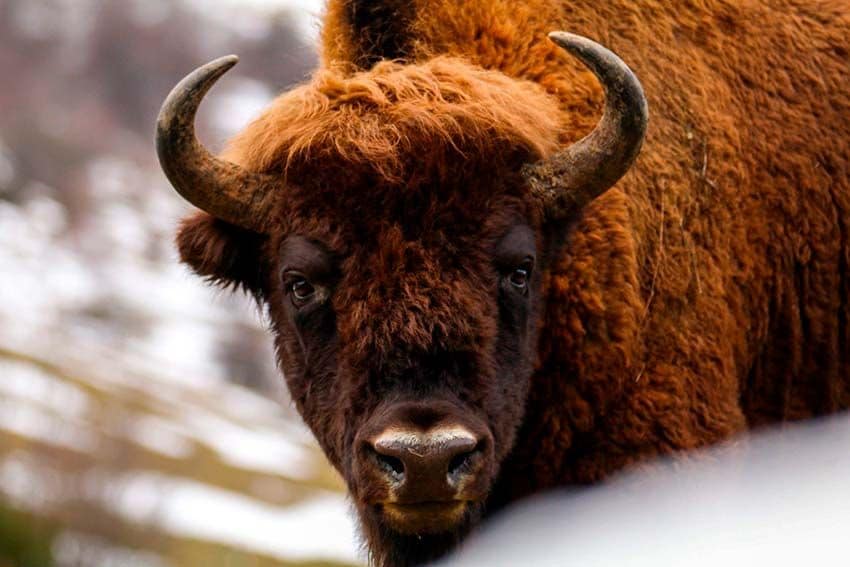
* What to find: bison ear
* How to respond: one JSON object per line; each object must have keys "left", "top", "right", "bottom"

{"left": 176, "top": 212, "right": 268, "bottom": 297}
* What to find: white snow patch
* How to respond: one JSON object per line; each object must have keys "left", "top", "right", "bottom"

{"left": 177, "top": 408, "right": 315, "bottom": 479}
{"left": 0, "top": 360, "right": 90, "bottom": 419}
{"left": 0, "top": 340, "right": 317, "bottom": 480}
{"left": 0, "top": 199, "right": 98, "bottom": 342}
{"left": 108, "top": 471, "right": 360, "bottom": 564}
{"left": 0, "top": 400, "right": 97, "bottom": 453}
{"left": 445, "top": 416, "right": 850, "bottom": 567}
{"left": 126, "top": 415, "right": 196, "bottom": 460}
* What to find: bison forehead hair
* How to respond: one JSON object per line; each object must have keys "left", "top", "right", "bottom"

{"left": 221, "top": 57, "right": 562, "bottom": 184}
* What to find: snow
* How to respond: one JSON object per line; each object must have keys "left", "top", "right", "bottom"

{"left": 0, "top": 344, "right": 317, "bottom": 476}
{"left": 175, "top": 406, "right": 317, "bottom": 480}
{"left": 109, "top": 471, "right": 361, "bottom": 564}
{"left": 0, "top": 452, "right": 360, "bottom": 564}
{"left": 0, "top": 360, "right": 91, "bottom": 419}
{"left": 0, "top": 452, "right": 59, "bottom": 510}
{"left": 443, "top": 415, "right": 850, "bottom": 567}
{"left": 0, "top": 400, "right": 98, "bottom": 453}
{"left": 125, "top": 415, "right": 196, "bottom": 460}
{"left": 212, "top": 380, "right": 317, "bottom": 445}
{"left": 0, "top": 0, "right": 351, "bottom": 563}
{"left": 0, "top": 198, "right": 98, "bottom": 341}
{"left": 0, "top": 355, "right": 318, "bottom": 477}
{"left": 0, "top": 338, "right": 317, "bottom": 474}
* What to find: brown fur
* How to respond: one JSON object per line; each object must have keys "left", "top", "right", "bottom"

{"left": 222, "top": 57, "right": 562, "bottom": 184}
{"left": 320, "top": 0, "right": 850, "bottom": 487}
{"left": 176, "top": 1, "right": 850, "bottom": 564}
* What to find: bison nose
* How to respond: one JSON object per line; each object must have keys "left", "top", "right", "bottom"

{"left": 366, "top": 428, "right": 483, "bottom": 498}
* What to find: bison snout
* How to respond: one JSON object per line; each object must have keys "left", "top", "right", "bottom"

{"left": 352, "top": 402, "right": 496, "bottom": 533}
{"left": 359, "top": 425, "right": 491, "bottom": 502}
{"left": 371, "top": 428, "right": 480, "bottom": 489}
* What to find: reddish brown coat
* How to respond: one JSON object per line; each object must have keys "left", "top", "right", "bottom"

{"left": 311, "top": 0, "right": 849, "bottom": 490}
{"left": 176, "top": 0, "right": 850, "bottom": 560}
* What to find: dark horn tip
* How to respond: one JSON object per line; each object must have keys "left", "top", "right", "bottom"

{"left": 547, "top": 31, "right": 590, "bottom": 51}
{"left": 547, "top": 31, "right": 648, "bottom": 114}
{"left": 529, "top": 32, "right": 648, "bottom": 221}
{"left": 207, "top": 54, "right": 241, "bottom": 73}
{"left": 547, "top": 30, "right": 648, "bottom": 132}
{"left": 155, "top": 54, "right": 271, "bottom": 233}
{"left": 156, "top": 55, "right": 241, "bottom": 134}
{"left": 547, "top": 32, "right": 618, "bottom": 67}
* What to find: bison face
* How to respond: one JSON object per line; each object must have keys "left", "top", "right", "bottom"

{"left": 265, "top": 177, "right": 545, "bottom": 558}
{"left": 179, "top": 177, "right": 547, "bottom": 562}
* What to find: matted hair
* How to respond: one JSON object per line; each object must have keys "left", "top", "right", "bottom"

{"left": 222, "top": 56, "right": 563, "bottom": 185}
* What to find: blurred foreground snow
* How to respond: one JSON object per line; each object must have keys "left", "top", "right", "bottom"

{"left": 443, "top": 414, "right": 850, "bottom": 567}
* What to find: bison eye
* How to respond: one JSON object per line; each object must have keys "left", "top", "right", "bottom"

{"left": 285, "top": 273, "right": 317, "bottom": 306}
{"left": 509, "top": 268, "right": 530, "bottom": 290}
{"left": 506, "top": 258, "right": 534, "bottom": 293}
{"left": 292, "top": 278, "right": 315, "bottom": 299}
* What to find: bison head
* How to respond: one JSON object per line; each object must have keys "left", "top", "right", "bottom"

{"left": 157, "top": 33, "right": 646, "bottom": 566}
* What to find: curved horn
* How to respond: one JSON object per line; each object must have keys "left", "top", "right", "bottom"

{"left": 156, "top": 56, "right": 277, "bottom": 232}
{"left": 523, "top": 32, "right": 649, "bottom": 220}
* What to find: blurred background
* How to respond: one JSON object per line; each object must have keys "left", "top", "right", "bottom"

{"left": 0, "top": 0, "right": 365, "bottom": 565}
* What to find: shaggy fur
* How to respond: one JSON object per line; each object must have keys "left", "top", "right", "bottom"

{"left": 175, "top": 1, "right": 850, "bottom": 565}
{"left": 323, "top": 0, "right": 850, "bottom": 485}
{"left": 222, "top": 57, "right": 562, "bottom": 184}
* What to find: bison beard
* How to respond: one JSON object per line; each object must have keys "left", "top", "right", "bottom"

{"left": 157, "top": 0, "right": 850, "bottom": 565}
{"left": 362, "top": 512, "right": 480, "bottom": 567}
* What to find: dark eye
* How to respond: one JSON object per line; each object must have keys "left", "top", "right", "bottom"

{"left": 286, "top": 274, "right": 316, "bottom": 306}
{"left": 505, "top": 258, "right": 534, "bottom": 293}
{"left": 509, "top": 268, "right": 530, "bottom": 289}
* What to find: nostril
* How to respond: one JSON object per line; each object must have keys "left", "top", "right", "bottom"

{"left": 447, "top": 441, "right": 483, "bottom": 478}
{"left": 363, "top": 439, "right": 406, "bottom": 481}
{"left": 448, "top": 452, "right": 470, "bottom": 476}
{"left": 374, "top": 452, "right": 405, "bottom": 478}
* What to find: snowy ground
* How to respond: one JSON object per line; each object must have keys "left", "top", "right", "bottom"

{"left": 0, "top": 0, "right": 363, "bottom": 565}
{"left": 0, "top": 349, "right": 362, "bottom": 566}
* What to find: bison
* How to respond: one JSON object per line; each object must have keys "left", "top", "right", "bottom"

{"left": 155, "top": 1, "right": 850, "bottom": 565}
